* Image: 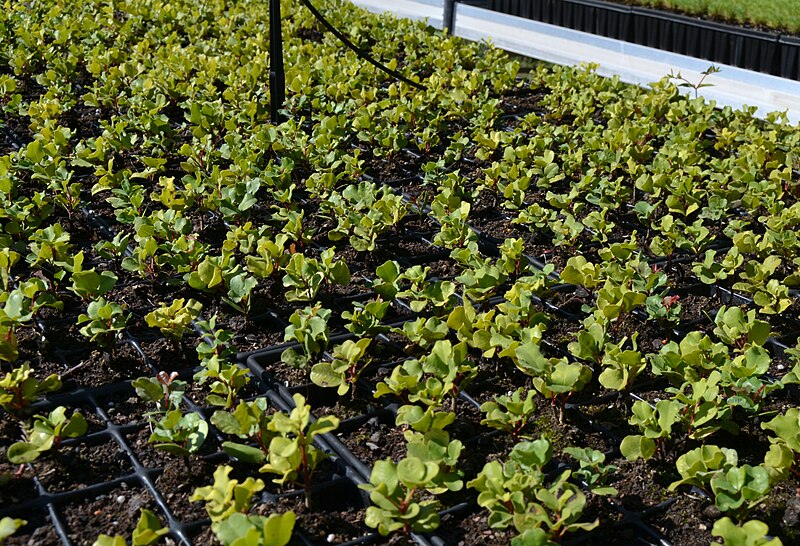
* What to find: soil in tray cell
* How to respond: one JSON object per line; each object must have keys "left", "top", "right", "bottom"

{"left": 178, "top": 460, "right": 361, "bottom": 530}
{"left": 66, "top": 343, "right": 152, "bottom": 388}
{"left": 287, "top": 383, "right": 384, "bottom": 422}
{"left": 232, "top": 324, "right": 287, "bottom": 355}
{"left": 102, "top": 389, "right": 151, "bottom": 427}
{"left": 0, "top": 114, "right": 34, "bottom": 156}
{"left": 14, "top": 326, "right": 49, "bottom": 366}
{"left": 252, "top": 338, "right": 403, "bottom": 392}
{"left": 38, "top": 319, "right": 95, "bottom": 358}
{"left": 155, "top": 456, "right": 221, "bottom": 523}
{"left": 0, "top": 414, "right": 36, "bottom": 505}
{"left": 269, "top": 494, "right": 370, "bottom": 546}
{"left": 436, "top": 484, "right": 624, "bottom": 546}
{"left": 184, "top": 374, "right": 261, "bottom": 409}
{"left": 365, "top": 152, "right": 421, "bottom": 182}
{"left": 189, "top": 495, "right": 371, "bottom": 546}
{"left": 25, "top": 339, "right": 149, "bottom": 390}
{"left": 336, "top": 412, "right": 408, "bottom": 468}
{"left": 435, "top": 509, "right": 518, "bottom": 546}
{"left": 645, "top": 494, "right": 718, "bottom": 546}
{"left": 36, "top": 436, "right": 134, "bottom": 493}
{"left": 124, "top": 425, "right": 220, "bottom": 470}
{"left": 215, "top": 311, "right": 286, "bottom": 354}
{"left": 58, "top": 482, "right": 164, "bottom": 546}
{"left": 327, "top": 229, "right": 447, "bottom": 273}
{"left": 0, "top": 470, "right": 39, "bottom": 507}
{"left": 137, "top": 336, "right": 198, "bottom": 373}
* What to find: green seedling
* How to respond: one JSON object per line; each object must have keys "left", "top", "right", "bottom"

{"left": 514, "top": 341, "right": 591, "bottom": 422}
{"left": 133, "top": 371, "right": 186, "bottom": 415}
{"left": 194, "top": 357, "right": 250, "bottom": 410}
{"left": 711, "top": 517, "right": 783, "bottom": 546}
{"left": 714, "top": 307, "right": 772, "bottom": 351}
{"left": 93, "top": 509, "right": 168, "bottom": 546}
{"left": 149, "top": 409, "right": 208, "bottom": 458}
{"left": 281, "top": 249, "right": 350, "bottom": 302}
{"left": 280, "top": 305, "right": 331, "bottom": 369}
{"left": 468, "top": 438, "right": 598, "bottom": 542}
{"left": 144, "top": 298, "right": 203, "bottom": 343}
{"left": 669, "top": 445, "right": 771, "bottom": 518}
{"left": 310, "top": 338, "right": 371, "bottom": 395}
{"left": 374, "top": 340, "right": 476, "bottom": 411}
{"left": 8, "top": 406, "right": 87, "bottom": 463}
{"left": 401, "top": 409, "right": 464, "bottom": 494}
{"left": 620, "top": 399, "right": 682, "bottom": 461}
{"left": 260, "top": 393, "right": 339, "bottom": 504}
{"left": 649, "top": 331, "right": 730, "bottom": 385}
{"left": 4, "top": 277, "right": 63, "bottom": 324}
{"left": 77, "top": 298, "right": 130, "bottom": 351}
{"left": 68, "top": 268, "right": 117, "bottom": 302}
{"left": 211, "top": 398, "right": 274, "bottom": 465}
{"left": 360, "top": 457, "right": 442, "bottom": 537}
{"left": 0, "top": 363, "right": 61, "bottom": 414}
{"left": 210, "top": 512, "right": 296, "bottom": 546}
{"left": 342, "top": 299, "right": 391, "bottom": 337}
{"left": 191, "top": 464, "right": 265, "bottom": 522}
{"left": 598, "top": 334, "right": 647, "bottom": 392}
{"left": 563, "top": 447, "right": 618, "bottom": 496}
{"left": 0, "top": 517, "right": 26, "bottom": 545}
{"left": 191, "top": 465, "right": 295, "bottom": 546}
{"left": 480, "top": 387, "right": 537, "bottom": 439}
{"left": 397, "top": 316, "right": 449, "bottom": 349}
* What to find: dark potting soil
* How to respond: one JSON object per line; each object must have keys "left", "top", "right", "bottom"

{"left": 123, "top": 426, "right": 178, "bottom": 470}
{"left": 156, "top": 457, "right": 220, "bottom": 523}
{"left": 137, "top": 336, "right": 199, "bottom": 372}
{"left": 434, "top": 509, "right": 519, "bottom": 546}
{"left": 36, "top": 437, "right": 133, "bottom": 493}
{"left": 125, "top": 424, "right": 225, "bottom": 468}
{"left": 60, "top": 343, "right": 150, "bottom": 388}
{"left": 337, "top": 416, "right": 407, "bottom": 468}
{"left": 263, "top": 492, "right": 372, "bottom": 545}
{"left": 0, "top": 467, "right": 38, "bottom": 507}
{"left": 290, "top": 384, "right": 384, "bottom": 422}
{"left": 59, "top": 483, "right": 162, "bottom": 546}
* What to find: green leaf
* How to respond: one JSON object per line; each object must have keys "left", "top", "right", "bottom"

{"left": 280, "top": 347, "right": 308, "bottom": 369}
{"left": 397, "top": 456, "right": 439, "bottom": 486}
{"left": 510, "top": 528, "right": 551, "bottom": 546}
{"left": 131, "top": 509, "right": 167, "bottom": 546}
{"left": 260, "top": 511, "right": 296, "bottom": 546}
{"left": 61, "top": 412, "right": 88, "bottom": 438}
{"left": 221, "top": 442, "right": 266, "bottom": 465}
{"left": 0, "top": 517, "right": 26, "bottom": 544}
{"left": 92, "top": 536, "right": 127, "bottom": 546}
{"left": 308, "top": 415, "right": 340, "bottom": 436}
{"left": 25, "top": 140, "right": 44, "bottom": 163}
{"left": 7, "top": 441, "right": 42, "bottom": 463}
{"left": 309, "top": 362, "right": 343, "bottom": 389}
{"left": 213, "top": 513, "right": 261, "bottom": 546}
{"left": 619, "top": 435, "right": 655, "bottom": 461}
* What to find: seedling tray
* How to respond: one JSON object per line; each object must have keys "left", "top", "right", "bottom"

{"left": 486, "top": 0, "right": 799, "bottom": 78}
{"left": 4, "top": 1, "right": 800, "bottom": 545}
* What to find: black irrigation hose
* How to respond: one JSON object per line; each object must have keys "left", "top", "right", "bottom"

{"left": 298, "top": 0, "right": 427, "bottom": 91}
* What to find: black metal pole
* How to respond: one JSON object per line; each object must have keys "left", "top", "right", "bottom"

{"left": 443, "top": 0, "right": 456, "bottom": 34}
{"left": 269, "top": 0, "right": 286, "bottom": 124}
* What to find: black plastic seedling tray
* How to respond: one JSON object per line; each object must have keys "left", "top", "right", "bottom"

{"left": 486, "top": 0, "right": 799, "bottom": 79}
